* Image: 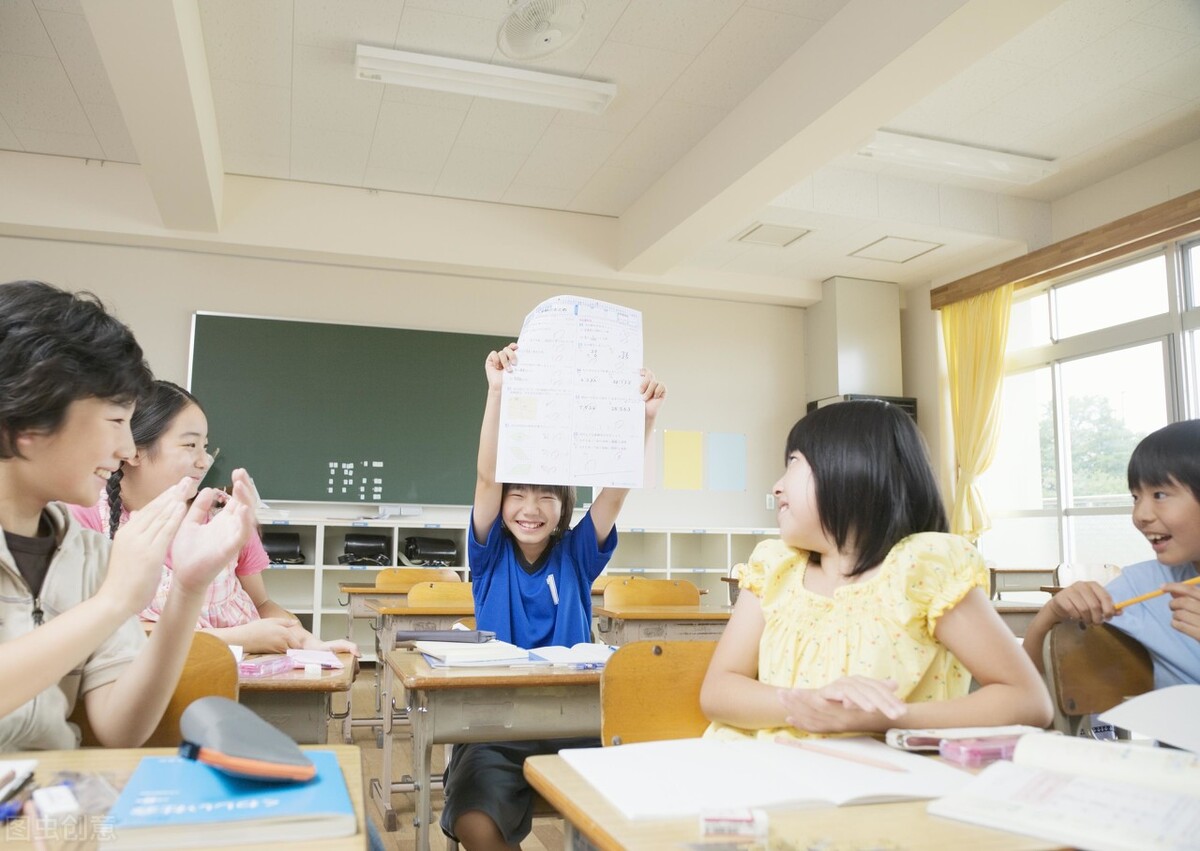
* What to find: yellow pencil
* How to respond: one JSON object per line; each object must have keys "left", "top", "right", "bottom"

{"left": 774, "top": 736, "right": 908, "bottom": 773}
{"left": 1114, "top": 574, "right": 1200, "bottom": 610}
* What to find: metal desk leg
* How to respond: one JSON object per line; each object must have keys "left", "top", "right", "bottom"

{"left": 411, "top": 690, "right": 434, "bottom": 851}
{"left": 371, "top": 642, "right": 398, "bottom": 832}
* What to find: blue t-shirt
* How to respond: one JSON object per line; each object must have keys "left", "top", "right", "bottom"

{"left": 468, "top": 511, "right": 616, "bottom": 649}
{"left": 1106, "top": 559, "right": 1200, "bottom": 688}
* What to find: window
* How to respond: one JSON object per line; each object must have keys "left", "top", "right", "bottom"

{"left": 977, "top": 242, "right": 1197, "bottom": 569}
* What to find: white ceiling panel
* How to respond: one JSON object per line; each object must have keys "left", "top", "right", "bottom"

{"left": 501, "top": 183, "right": 579, "bottom": 210}
{"left": 368, "top": 98, "right": 467, "bottom": 175}
{"left": 663, "top": 5, "right": 823, "bottom": 110}
{"left": 436, "top": 144, "right": 527, "bottom": 201}
{"left": 0, "top": 52, "right": 92, "bottom": 134}
{"left": 454, "top": 99, "right": 556, "bottom": 155}
{"left": 290, "top": 126, "right": 371, "bottom": 186}
{"left": 362, "top": 163, "right": 440, "bottom": 195}
{"left": 607, "top": 0, "right": 742, "bottom": 56}
{"left": 198, "top": 0, "right": 292, "bottom": 87}
{"left": 82, "top": 101, "right": 136, "bottom": 163}
{"left": 210, "top": 79, "right": 291, "bottom": 161}
{"left": 292, "top": 44, "right": 382, "bottom": 135}
{"left": 393, "top": 5, "right": 498, "bottom": 59}
{"left": 293, "top": 0, "right": 404, "bottom": 52}
{"left": 38, "top": 8, "right": 115, "bottom": 106}
{"left": 606, "top": 97, "right": 723, "bottom": 173}
{"left": 0, "top": 1, "right": 56, "bottom": 57}
{"left": 569, "top": 163, "right": 659, "bottom": 216}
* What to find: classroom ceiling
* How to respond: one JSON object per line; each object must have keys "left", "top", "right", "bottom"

{"left": 0, "top": 0, "right": 1198, "bottom": 301}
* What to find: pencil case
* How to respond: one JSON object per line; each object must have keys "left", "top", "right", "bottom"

{"left": 179, "top": 696, "right": 315, "bottom": 782}
{"left": 938, "top": 735, "right": 1021, "bottom": 767}
{"left": 238, "top": 656, "right": 295, "bottom": 678}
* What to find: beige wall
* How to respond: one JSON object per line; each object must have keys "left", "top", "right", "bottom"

{"left": 0, "top": 235, "right": 803, "bottom": 529}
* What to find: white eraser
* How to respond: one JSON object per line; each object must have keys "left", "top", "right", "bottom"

{"left": 33, "top": 784, "right": 80, "bottom": 818}
{"left": 304, "top": 663, "right": 321, "bottom": 677}
{"left": 699, "top": 808, "right": 768, "bottom": 839}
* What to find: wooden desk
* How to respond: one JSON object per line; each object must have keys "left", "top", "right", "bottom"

{"left": 593, "top": 603, "right": 732, "bottom": 644}
{"left": 992, "top": 601, "right": 1042, "bottom": 638}
{"left": 376, "top": 648, "right": 601, "bottom": 849}
{"left": 338, "top": 584, "right": 413, "bottom": 742}
{"left": 238, "top": 651, "right": 357, "bottom": 745}
{"left": 989, "top": 566, "right": 1058, "bottom": 599}
{"left": 1, "top": 745, "right": 366, "bottom": 850}
{"left": 524, "top": 753, "right": 1059, "bottom": 851}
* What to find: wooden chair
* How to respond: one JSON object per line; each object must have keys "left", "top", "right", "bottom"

{"left": 374, "top": 566, "right": 460, "bottom": 592}
{"left": 600, "top": 640, "right": 717, "bottom": 746}
{"left": 591, "top": 574, "right": 618, "bottom": 597}
{"left": 70, "top": 632, "right": 238, "bottom": 747}
{"left": 407, "top": 580, "right": 474, "bottom": 607}
{"left": 1042, "top": 620, "right": 1153, "bottom": 736}
{"left": 603, "top": 577, "right": 700, "bottom": 608}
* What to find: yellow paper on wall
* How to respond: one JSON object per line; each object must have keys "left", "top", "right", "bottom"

{"left": 663, "top": 430, "right": 703, "bottom": 490}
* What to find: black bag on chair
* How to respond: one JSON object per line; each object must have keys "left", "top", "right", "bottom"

{"left": 262, "top": 532, "right": 305, "bottom": 565}
{"left": 402, "top": 536, "right": 458, "bottom": 566}
{"left": 338, "top": 533, "right": 390, "bottom": 566}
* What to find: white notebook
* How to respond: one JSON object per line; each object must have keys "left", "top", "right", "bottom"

{"left": 412, "top": 639, "right": 530, "bottom": 667}
{"left": 928, "top": 732, "right": 1200, "bottom": 851}
{"left": 559, "top": 737, "right": 968, "bottom": 820}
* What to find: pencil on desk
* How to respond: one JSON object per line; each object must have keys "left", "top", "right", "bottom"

{"left": 1114, "top": 574, "right": 1200, "bottom": 610}
{"left": 773, "top": 736, "right": 908, "bottom": 773}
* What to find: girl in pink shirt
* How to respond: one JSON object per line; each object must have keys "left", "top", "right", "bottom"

{"left": 71, "top": 380, "right": 357, "bottom": 656}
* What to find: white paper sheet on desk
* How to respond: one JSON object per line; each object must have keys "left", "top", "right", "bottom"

{"left": 286, "top": 648, "right": 343, "bottom": 669}
{"left": 496, "top": 296, "right": 644, "bottom": 489}
{"left": 1100, "top": 684, "right": 1200, "bottom": 753}
{"left": 558, "top": 737, "right": 967, "bottom": 820}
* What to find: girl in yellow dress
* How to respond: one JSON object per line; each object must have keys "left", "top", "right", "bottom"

{"left": 702, "top": 401, "right": 1052, "bottom": 740}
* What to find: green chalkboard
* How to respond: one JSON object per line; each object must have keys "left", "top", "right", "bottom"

{"left": 189, "top": 313, "right": 510, "bottom": 505}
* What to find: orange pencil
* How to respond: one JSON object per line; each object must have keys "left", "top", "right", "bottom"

{"left": 1114, "top": 574, "right": 1200, "bottom": 610}
{"left": 774, "top": 736, "right": 908, "bottom": 773}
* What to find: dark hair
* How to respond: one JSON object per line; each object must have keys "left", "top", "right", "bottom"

{"left": 500, "top": 482, "right": 576, "bottom": 537}
{"left": 0, "top": 280, "right": 151, "bottom": 458}
{"left": 785, "top": 400, "right": 947, "bottom": 575}
{"left": 1127, "top": 420, "right": 1200, "bottom": 501}
{"left": 106, "top": 380, "right": 202, "bottom": 537}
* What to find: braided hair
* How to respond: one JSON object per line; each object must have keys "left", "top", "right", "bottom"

{"left": 106, "top": 380, "right": 201, "bottom": 538}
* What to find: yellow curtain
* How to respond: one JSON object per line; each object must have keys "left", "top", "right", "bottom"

{"left": 940, "top": 284, "right": 1013, "bottom": 542}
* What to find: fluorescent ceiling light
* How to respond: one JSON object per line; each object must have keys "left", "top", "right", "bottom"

{"left": 856, "top": 130, "right": 1058, "bottom": 185}
{"left": 355, "top": 44, "right": 616, "bottom": 114}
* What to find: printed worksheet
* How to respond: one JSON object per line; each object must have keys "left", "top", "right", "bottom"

{"left": 496, "top": 296, "right": 644, "bottom": 488}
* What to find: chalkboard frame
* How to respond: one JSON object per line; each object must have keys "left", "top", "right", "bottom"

{"left": 187, "top": 311, "right": 512, "bottom": 506}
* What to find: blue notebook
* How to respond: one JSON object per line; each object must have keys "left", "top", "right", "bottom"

{"left": 102, "top": 750, "right": 355, "bottom": 849}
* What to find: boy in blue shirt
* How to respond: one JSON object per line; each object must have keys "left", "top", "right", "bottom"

{"left": 1024, "top": 420, "right": 1200, "bottom": 689}
{"left": 442, "top": 341, "right": 665, "bottom": 851}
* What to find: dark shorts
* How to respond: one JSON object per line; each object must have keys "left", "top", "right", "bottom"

{"left": 439, "top": 737, "right": 600, "bottom": 844}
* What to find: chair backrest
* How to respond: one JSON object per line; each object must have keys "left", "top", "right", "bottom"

{"left": 406, "top": 580, "right": 475, "bottom": 607}
{"left": 601, "top": 640, "right": 717, "bottom": 746}
{"left": 1043, "top": 620, "right": 1153, "bottom": 735}
{"left": 374, "top": 566, "right": 460, "bottom": 592}
{"left": 591, "top": 574, "right": 617, "bottom": 597}
{"left": 70, "top": 631, "right": 238, "bottom": 747}
{"left": 603, "top": 577, "right": 700, "bottom": 607}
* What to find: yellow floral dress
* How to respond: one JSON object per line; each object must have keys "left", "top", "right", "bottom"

{"left": 705, "top": 532, "right": 987, "bottom": 741}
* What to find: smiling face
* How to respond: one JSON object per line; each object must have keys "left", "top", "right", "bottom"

{"left": 1131, "top": 477, "right": 1200, "bottom": 569}
{"left": 120, "top": 402, "right": 212, "bottom": 510}
{"left": 501, "top": 484, "right": 564, "bottom": 561}
{"left": 773, "top": 451, "right": 834, "bottom": 555}
{"left": 13, "top": 396, "right": 135, "bottom": 513}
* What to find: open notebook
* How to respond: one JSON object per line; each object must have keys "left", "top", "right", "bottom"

{"left": 928, "top": 732, "right": 1200, "bottom": 851}
{"left": 412, "top": 639, "right": 530, "bottom": 667}
{"left": 558, "top": 737, "right": 968, "bottom": 820}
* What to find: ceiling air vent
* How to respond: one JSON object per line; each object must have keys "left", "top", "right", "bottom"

{"left": 733, "top": 223, "right": 810, "bottom": 248}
